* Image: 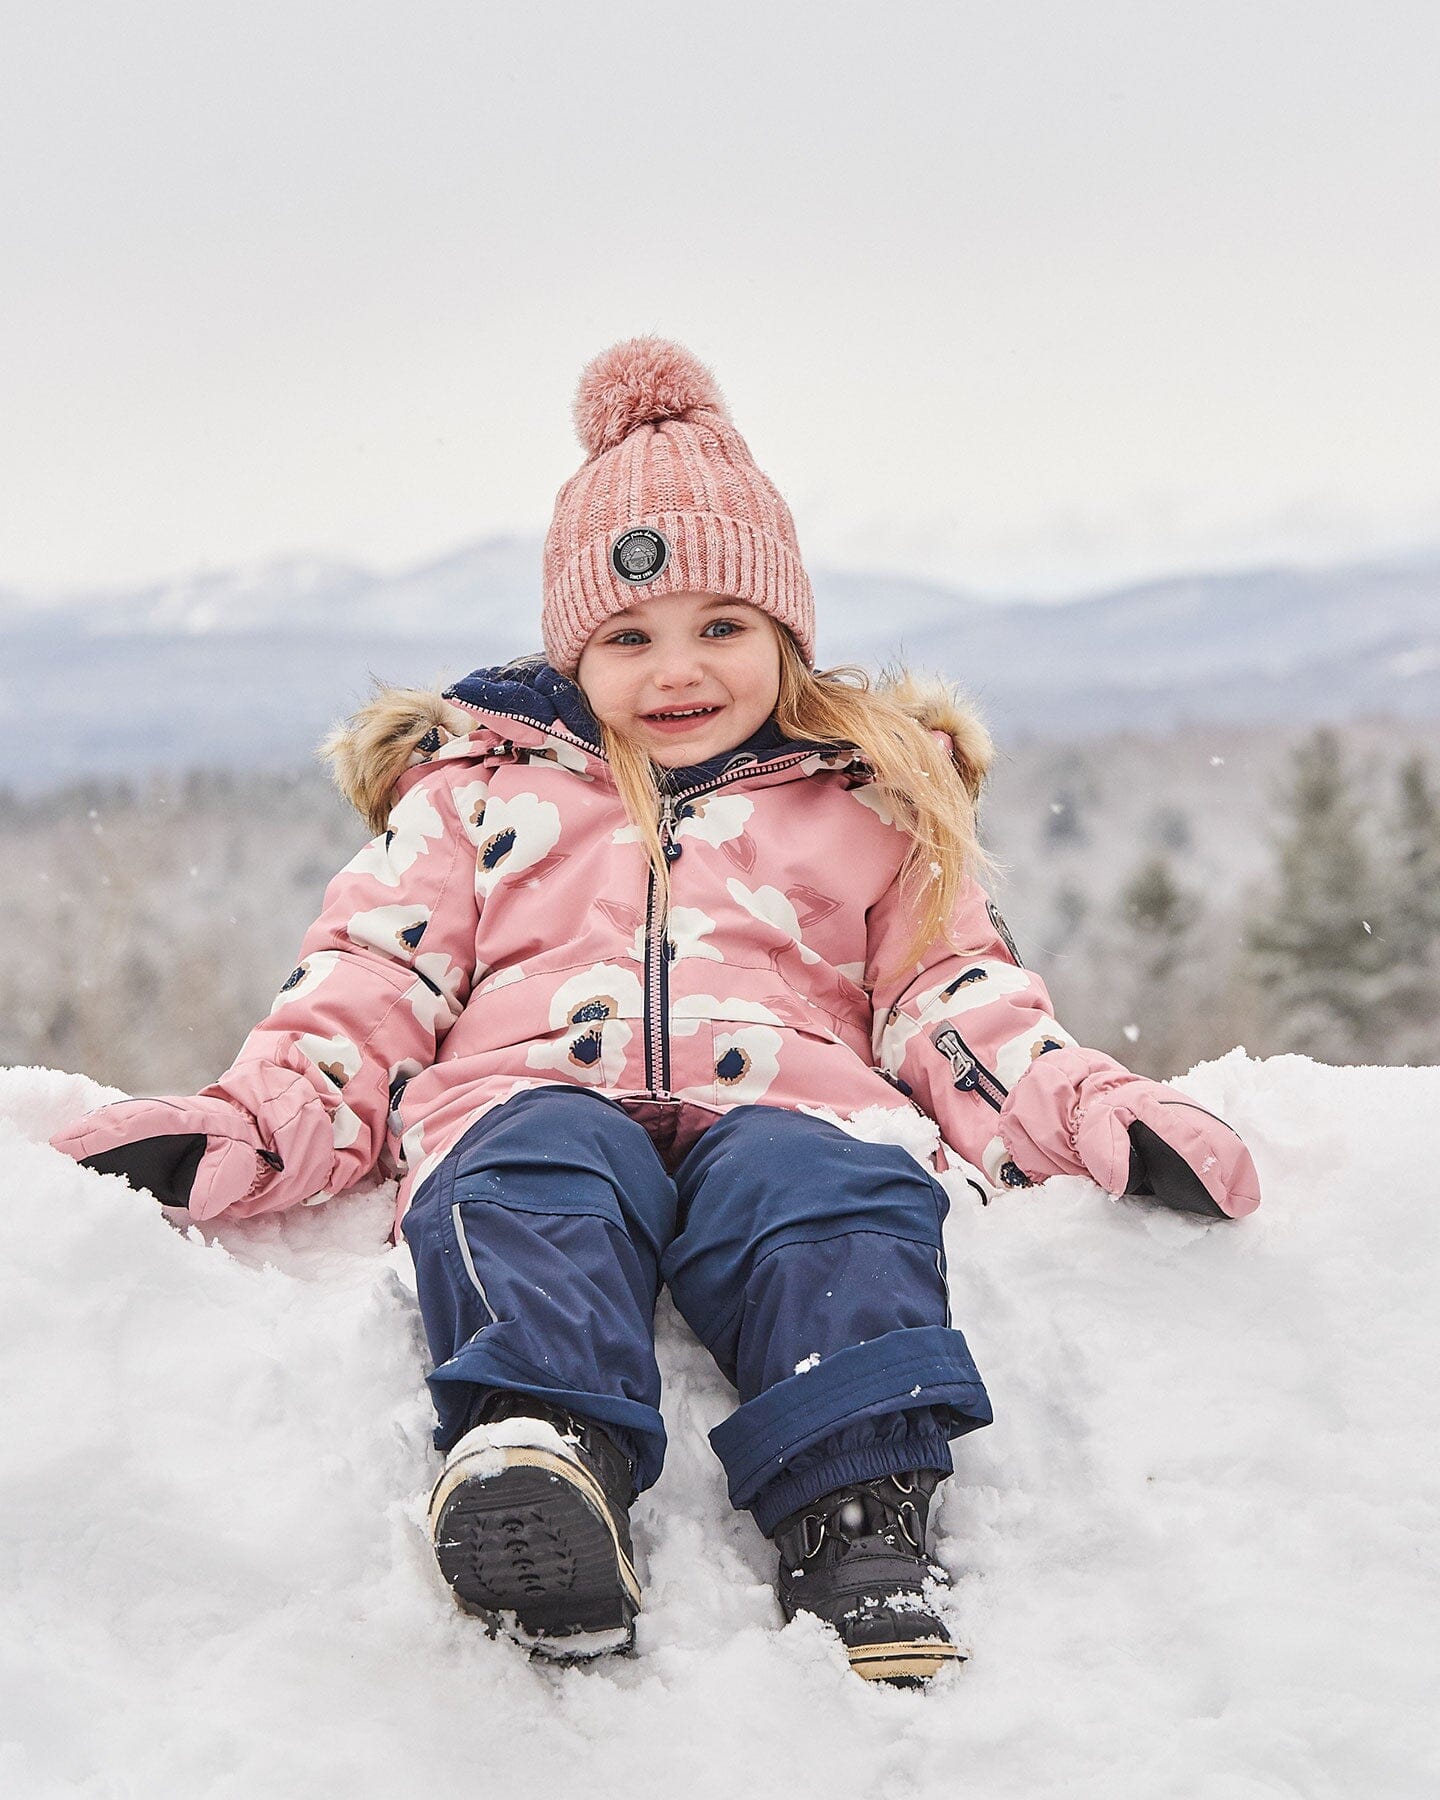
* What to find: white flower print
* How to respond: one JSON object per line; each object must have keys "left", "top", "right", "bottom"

{"left": 993, "top": 1018, "right": 1076, "bottom": 1091}
{"left": 474, "top": 791, "right": 562, "bottom": 897}
{"left": 874, "top": 1005, "right": 926, "bottom": 1076}
{"left": 524, "top": 965, "right": 645, "bottom": 1086}
{"left": 526, "top": 1022, "right": 635, "bottom": 1085}
{"left": 330, "top": 1101, "right": 364, "bottom": 1150}
{"left": 477, "top": 963, "right": 525, "bottom": 995}
{"left": 347, "top": 903, "right": 430, "bottom": 960}
{"left": 341, "top": 783, "right": 446, "bottom": 887}
{"left": 725, "top": 880, "right": 822, "bottom": 964}
{"left": 287, "top": 1032, "right": 366, "bottom": 1149}
{"left": 407, "top": 950, "right": 467, "bottom": 1030}
{"left": 695, "top": 1023, "right": 783, "bottom": 1104}
{"left": 269, "top": 950, "right": 341, "bottom": 1014}
{"left": 850, "top": 784, "right": 899, "bottom": 828}
{"left": 666, "top": 907, "right": 723, "bottom": 963}
{"left": 913, "top": 958, "right": 1034, "bottom": 1023}
{"left": 544, "top": 965, "right": 645, "bottom": 1028}
{"left": 674, "top": 793, "right": 754, "bottom": 847}
{"left": 294, "top": 1032, "right": 362, "bottom": 1091}
{"left": 981, "top": 1132, "right": 1035, "bottom": 1193}
{"left": 540, "top": 741, "right": 594, "bottom": 776}
{"left": 451, "top": 779, "right": 492, "bottom": 848}
{"left": 670, "top": 994, "right": 784, "bottom": 1031}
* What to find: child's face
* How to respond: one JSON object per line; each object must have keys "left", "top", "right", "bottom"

{"left": 575, "top": 591, "right": 783, "bottom": 769}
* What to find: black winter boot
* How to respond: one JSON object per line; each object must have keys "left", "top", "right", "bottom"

{"left": 771, "top": 1470, "right": 960, "bottom": 1685}
{"left": 427, "top": 1390, "right": 641, "bottom": 1658}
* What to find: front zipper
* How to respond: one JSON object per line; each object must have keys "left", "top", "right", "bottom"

{"left": 444, "top": 697, "right": 832, "bottom": 1102}
{"left": 637, "top": 754, "right": 823, "bottom": 1098}
{"left": 640, "top": 800, "right": 672, "bottom": 1095}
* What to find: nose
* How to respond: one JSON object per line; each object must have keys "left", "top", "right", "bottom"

{"left": 650, "top": 647, "right": 705, "bottom": 692}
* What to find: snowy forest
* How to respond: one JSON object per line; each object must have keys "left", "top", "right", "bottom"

{"left": 5, "top": 715, "right": 1437, "bottom": 1096}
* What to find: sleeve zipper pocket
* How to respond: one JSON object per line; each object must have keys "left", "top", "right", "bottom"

{"left": 930, "top": 1025, "right": 1008, "bottom": 1113}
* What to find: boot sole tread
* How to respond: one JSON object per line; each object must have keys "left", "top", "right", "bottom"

{"left": 429, "top": 1447, "right": 639, "bottom": 1647}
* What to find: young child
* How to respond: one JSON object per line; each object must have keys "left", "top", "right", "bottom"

{"left": 50, "top": 337, "right": 1260, "bottom": 1686}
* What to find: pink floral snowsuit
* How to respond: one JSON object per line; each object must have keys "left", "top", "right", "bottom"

{"left": 51, "top": 662, "right": 1258, "bottom": 1523}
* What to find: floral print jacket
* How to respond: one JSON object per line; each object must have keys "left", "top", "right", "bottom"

{"left": 133, "top": 661, "right": 1083, "bottom": 1234}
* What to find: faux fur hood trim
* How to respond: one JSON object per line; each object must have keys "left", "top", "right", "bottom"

{"left": 880, "top": 670, "right": 994, "bottom": 801}
{"left": 319, "top": 688, "right": 478, "bottom": 837}
{"left": 322, "top": 668, "right": 993, "bottom": 834}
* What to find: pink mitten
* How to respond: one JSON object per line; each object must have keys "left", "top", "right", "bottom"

{"left": 999, "top": 1045, "right": 1260, "bottom": 1219}
{"left": 51, "top": 1094, "right": 284, "bottom": 1220}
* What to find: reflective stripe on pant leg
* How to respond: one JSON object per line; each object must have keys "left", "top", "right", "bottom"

{"left": 401, "top": 1085, "right": 676, "bottom": 1489}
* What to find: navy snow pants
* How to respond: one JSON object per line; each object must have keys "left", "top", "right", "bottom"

{"left": 400, "top": 1086, "right": 992, "bottom": 1535}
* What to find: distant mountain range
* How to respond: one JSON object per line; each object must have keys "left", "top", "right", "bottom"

{"left": 3, "top": 539, "right": 1438, "bottom": 788}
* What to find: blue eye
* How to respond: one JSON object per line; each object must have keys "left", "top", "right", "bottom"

{"left": 608, "top": 630, "right": 647, "bottom": 646}
{"left": 703, "top": 619, "right": 741, "bottom": 638}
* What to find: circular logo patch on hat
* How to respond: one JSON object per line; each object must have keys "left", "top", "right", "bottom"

{"left": 611, "top": 526, "right": 670, "bottom": 585}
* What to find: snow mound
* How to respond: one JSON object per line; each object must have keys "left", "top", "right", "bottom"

{"left": 1, "top": 1053, "right": 1436, "bottom": 1798}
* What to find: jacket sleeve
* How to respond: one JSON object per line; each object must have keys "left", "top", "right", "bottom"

{"left": 865, "top": 873, "right": 1077, "bottom": 1202}
{"left": 198, "top": 756, "right": 488, "bottom": 1216}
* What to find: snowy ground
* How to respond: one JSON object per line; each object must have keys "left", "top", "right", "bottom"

{"left": 2, "top": 1052, "right": 1437, "bottom": 1800}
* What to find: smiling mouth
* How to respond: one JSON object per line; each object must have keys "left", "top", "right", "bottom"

{"left": 641, "top": 705, "right": 722, "bottom": 725}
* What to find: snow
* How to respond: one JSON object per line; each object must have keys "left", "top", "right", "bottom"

{"left": 3, "top": 1051, "right": 1438, "bottom": 1798}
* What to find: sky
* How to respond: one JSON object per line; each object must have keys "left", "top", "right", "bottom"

{"left": 3, "top": 1, "right": 1438, "bottom": 600}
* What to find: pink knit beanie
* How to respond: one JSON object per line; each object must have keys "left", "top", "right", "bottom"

{"left": 541, "top": 336, "right": 816, "bottom": 676}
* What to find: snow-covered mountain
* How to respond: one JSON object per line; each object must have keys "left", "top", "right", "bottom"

{"left": 3, "top": 542, "right": 1439, "bottom": 787}
{"left": 6, "top": 1051, "right": 1436, "bottom": 1797}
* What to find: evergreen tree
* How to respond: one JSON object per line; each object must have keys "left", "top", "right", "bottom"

{"left": 1248, "top": 728, "right": 1395, "bottom": 1063}
{"left": 1377, "top": 754, "right": 1440, "bottom": 1064}
{"left": 1113, "top": 851, "right": 1202, "bottom": 1076}
{"left": 1123, "top": 854, "right": 1198, "bottom": 983}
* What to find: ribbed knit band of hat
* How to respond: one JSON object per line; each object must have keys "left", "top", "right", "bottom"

{"left": 541, "top": 336, "right": 816, "bottom": 676}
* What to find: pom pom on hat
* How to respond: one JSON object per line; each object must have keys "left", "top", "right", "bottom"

{"left": 572, "top": 335, "right": 730, "bottom": 459}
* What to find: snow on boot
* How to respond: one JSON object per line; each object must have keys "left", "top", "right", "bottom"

{"left": 427, "top": 1391, "right": 641, "bottom": 1659}
{"left": 771, "top": 1470, "right": 961, "bottom": 1686}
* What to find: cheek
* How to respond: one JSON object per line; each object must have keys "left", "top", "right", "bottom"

{"left": 574, "top": 658, "right": 627, "bottom": 724}
{"left": 740, "top": 640, "right": 781, "bottom": 713}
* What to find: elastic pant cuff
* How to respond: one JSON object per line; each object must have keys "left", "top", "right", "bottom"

{"left": 750, "top": 1431, "right": 955, "bottom": 1537}
{"left": 707, "top": 1324, "right": 992, "bottom": 1514}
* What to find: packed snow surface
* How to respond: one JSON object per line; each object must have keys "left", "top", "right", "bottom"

{"left": 2, "top": 1053, "right": 1437, "bottom": 1799}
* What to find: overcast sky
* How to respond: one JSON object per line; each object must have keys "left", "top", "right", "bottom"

{"left": 3, "top": 1, "right": 1437, "bottom": 599}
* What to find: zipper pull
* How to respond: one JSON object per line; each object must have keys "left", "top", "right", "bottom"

{"left": 931, "top": 1026, "right": 979, "bottom": 1091}
{"left": 659, "top": 796, "right": 682, "bottom": 862}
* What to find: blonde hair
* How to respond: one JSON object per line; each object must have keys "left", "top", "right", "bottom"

{"left": 596, "top": 627, "right": 991, "bottom": 977}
